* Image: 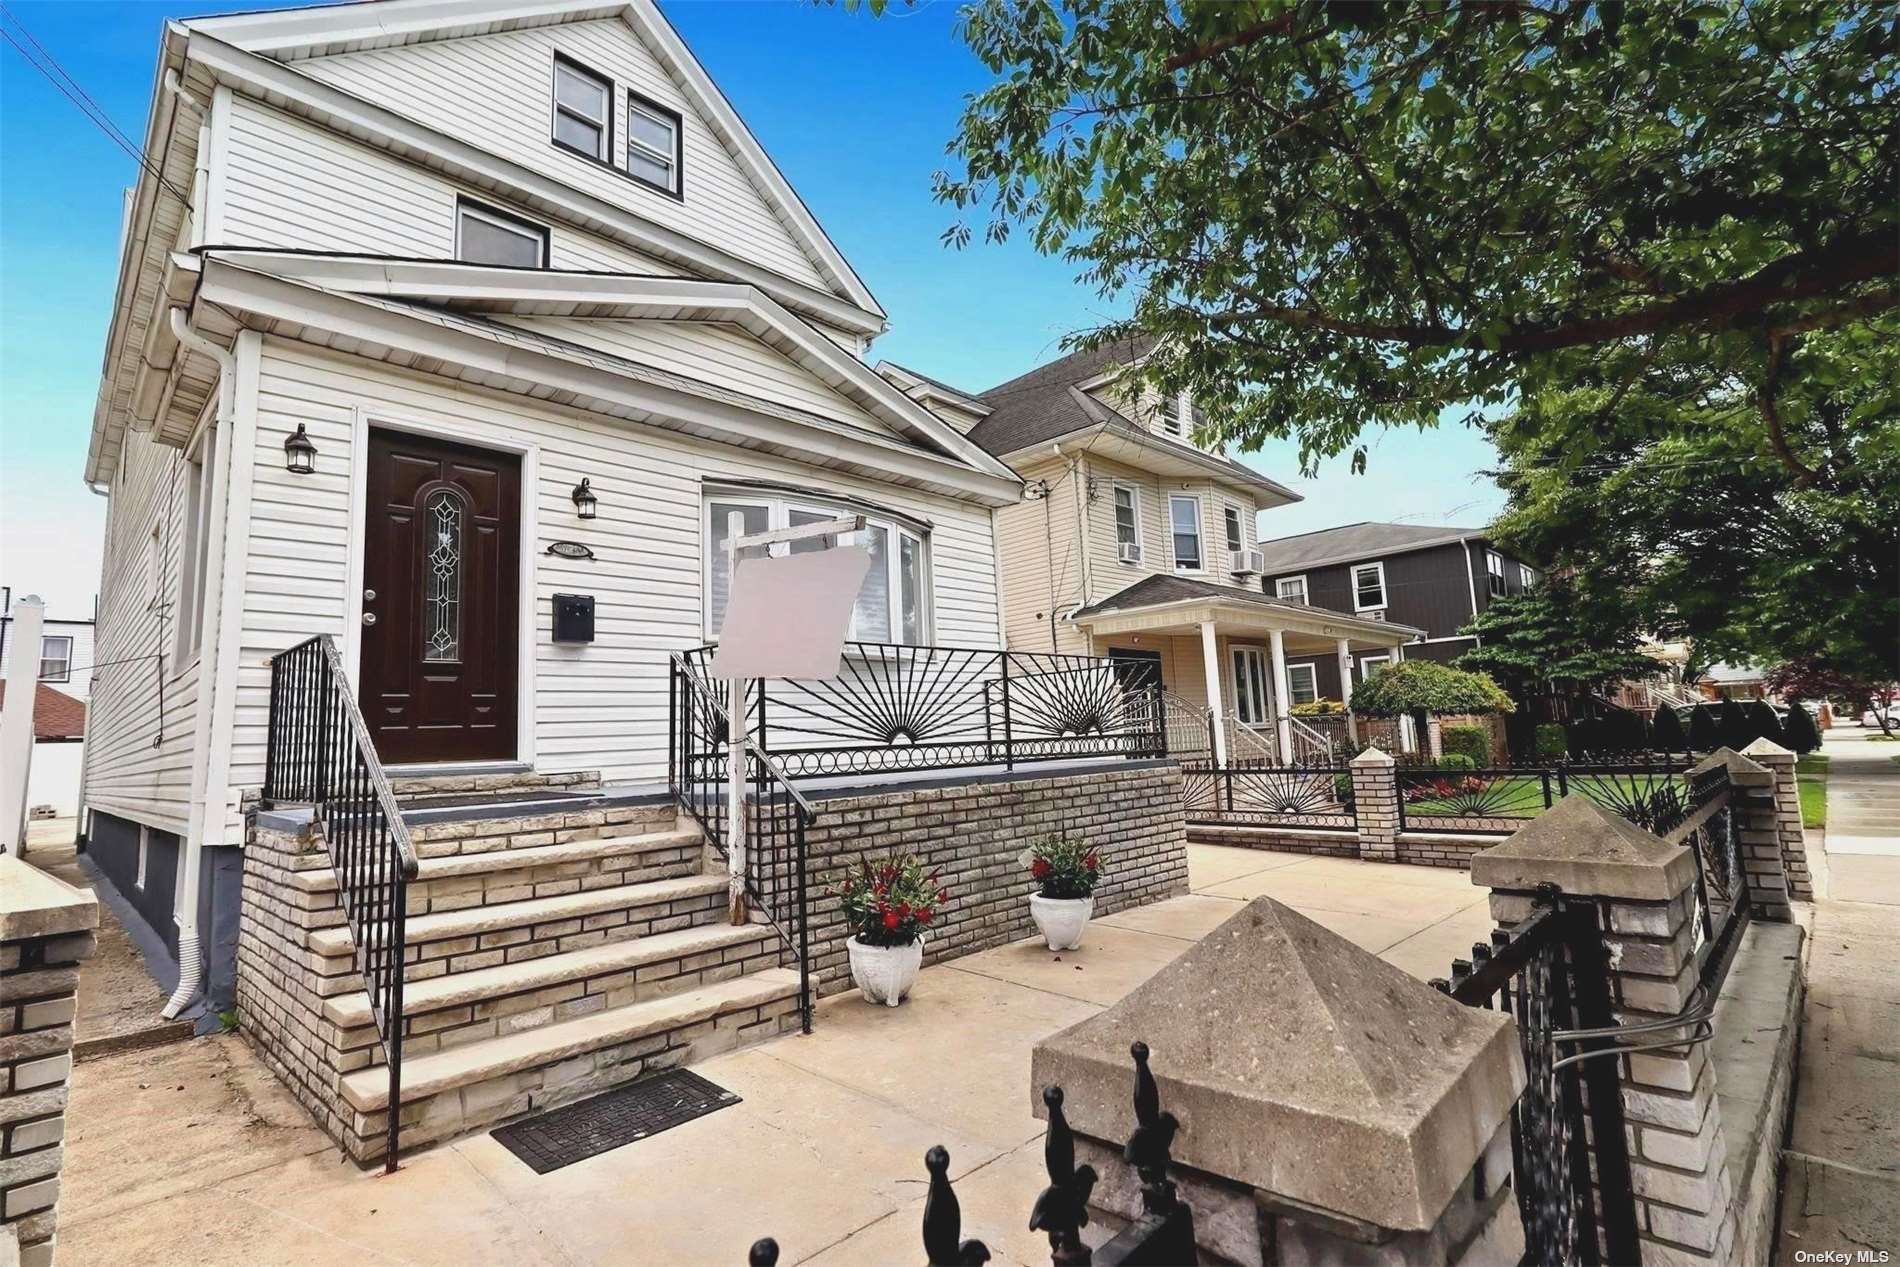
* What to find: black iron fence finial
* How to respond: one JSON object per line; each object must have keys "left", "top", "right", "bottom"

{"left": 1123, "top": 1042, "right": 1181, "bottom": 1217}
{"left": 748, "top": 1238, "right": 780, "bottom": 1267}
{"left": 1030, "top": 1087, "right": 1097, "bottom": 1266}
{"left": 923, "top": 1145, "right": 992, "bottom": 1267}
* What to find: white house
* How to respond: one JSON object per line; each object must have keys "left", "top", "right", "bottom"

{"left": 0, "top": 591, "right": 95, "bottom": 819}
{"left": 82, "top": 0, "right": 1022, "bottom": 1031}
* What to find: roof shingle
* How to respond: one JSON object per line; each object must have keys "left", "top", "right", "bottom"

{"left": 0, "top": 682, "right": 86, "bottom": 740}
{"left": 1254, "top": 522, "right": 1487, "bottom": 574}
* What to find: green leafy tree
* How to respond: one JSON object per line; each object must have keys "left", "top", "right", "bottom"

{"left": 1350, "top": 660, "right": 1515, "bottom": 718}
{"left": 932, "top": 0, "right": 1898, "bottom": 478}
{"left": 1454, "top": 578, "right": 1658, "bottom": 691}
{"left": 1764, "top": 660, "right": 1900, "bottom": 736}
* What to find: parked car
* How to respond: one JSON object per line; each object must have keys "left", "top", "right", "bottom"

{"left": 1863, "top": 708, "right": 1895, "bottom": 729}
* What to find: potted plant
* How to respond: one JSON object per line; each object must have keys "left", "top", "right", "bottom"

{"left": 837, "top": 853, "right": 942, "bottom": 1007}
{"left": 1023, "top": 835, "right": 1101, "bottom": 951}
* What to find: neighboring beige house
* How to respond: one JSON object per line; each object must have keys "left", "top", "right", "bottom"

{"left": 879, "top": 340, "right": 1419, "bottom": 764}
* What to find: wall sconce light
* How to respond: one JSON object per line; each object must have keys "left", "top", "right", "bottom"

{"left": 283, "top": 424, "right": 317, "bottom": 475}
{"left": 571, "top": 478, "right": 598, "bottom": 520}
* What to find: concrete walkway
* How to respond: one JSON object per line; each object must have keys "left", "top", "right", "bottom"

{"left": 1777, "top": 727, "right": 1900, "bottom": 1263}
{"left": 56, "top": 845, "right": 1492, "bottom": 1267}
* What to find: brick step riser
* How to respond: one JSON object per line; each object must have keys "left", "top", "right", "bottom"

{"left": 342, "top": 992, "right": 803, "bottom": 1164}
{"left": 408, "top": 805, "right": 682, "bottom": 859}
{"left": 311, "top": 885, "right": 731, "bottom": 996}
{"left": 400, "top": 846, "right": 704, "bottom": 917}
{"left": 329, "top": 932, "right": 787, "bottom": 1074}
{"left": 390, "top": 770, "right": 603, "bottom": 805}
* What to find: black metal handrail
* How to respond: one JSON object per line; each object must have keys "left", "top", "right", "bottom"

{"left": 1434, "top": 893, "right": 1641, "bottom": 1267}
{"left": 262, "top": 635, "right": 416, "bottom": 1173}
{"left": 669, "top": 655, "right": 815, "bottom": 1032}
{"left": 675, "top": 642, "right": 1167, "bottom": 779}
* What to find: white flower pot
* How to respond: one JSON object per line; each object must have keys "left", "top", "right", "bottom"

{"left": 847, "top": 935, "right": 923, "bottom": 1007}
{"left": 1030, "top": 894, "right": 1094, "bottom": 951}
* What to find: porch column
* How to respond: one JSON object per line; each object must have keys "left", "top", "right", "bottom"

{"left": 1336, "top": 638, "right": 1358, "bottom": 746}
{"left": 1199, "top": 621, "right": 1227, "bottom": 766}
{"left": 1268, "top": 628, "right": 1293, "bottom": 759}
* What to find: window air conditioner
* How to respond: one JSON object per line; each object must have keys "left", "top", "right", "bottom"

{"left": 1364, "top": 609, "right": 1387, "bottom": 622}
{"left": 1229, "top": 548, "right": 1264, "bottom": 574}
{"left": 1118, "top": 542, "right": 1142, "bottom": 564}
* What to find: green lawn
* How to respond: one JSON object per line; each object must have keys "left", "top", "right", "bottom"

{"left": 1402, "top": 772, "right": 1677, "bottom": 822}
{"left": 1797, "top": 753, "right": 1829, "bottom": 828}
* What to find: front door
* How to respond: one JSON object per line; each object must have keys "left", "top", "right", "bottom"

{"left": 360, "top": 429, "right": 520, "bottom": 764}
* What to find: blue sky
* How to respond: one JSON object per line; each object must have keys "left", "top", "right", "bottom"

{"left": 0, "top": 0, "right": 1503, "bottom": 616}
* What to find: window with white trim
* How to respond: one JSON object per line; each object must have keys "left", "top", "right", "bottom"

{"left": 1485, "top": 549, "right": 1506, "bottom": 598}
{"left": 552, "top": 55, "right": 611, "bottom": 161}
{"left": 1285, "top": 662, "right": 1319, "bottom": 706}
{"left": 1168, "top": 495, "right": 1202, "bottom": 571}
{"left": 1156, "top": 390, "right": 1190, "bottom": 438}
{"left": 38, "top": 636, "right": 72, "bottom": 683}
{"left": 1275, "top": 576, "right": 1308, "bottom": 605}
{"left": 1518, "top": 563, "right": 1535, "bottom": 590}
{"left": 1113, "top": 485, "right": 1141, "bottom": 560}
{"left": 627, "top": 92, "right": 682, "bottom": 195}
{"left": 456, "top": 199, "right": 549, "bottom": 268}
{"left": 1223, "top": 505, "right": 1243, "bottom": 553}
{"left": 1351, "top": 562, "right": 1386, "bottom": 611}
{"left": 1358, "top": 651, "right": 1395, "bottom": 682}
{"left": 705, "top": 496, "right": 929, "bottom": 644}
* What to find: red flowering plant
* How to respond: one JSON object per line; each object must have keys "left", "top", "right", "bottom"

{"left": 836, "top": 852, "right": 944, "bottom": 948}
{"left": 1021, "top": 835, "right": 1101, "bottom": 900}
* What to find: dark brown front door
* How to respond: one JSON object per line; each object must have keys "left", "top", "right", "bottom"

{"left": 360, "top": 429, "right": 520, "bottom": 764}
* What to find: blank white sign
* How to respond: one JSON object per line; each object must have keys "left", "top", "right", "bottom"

{"left": 708, "top": 546, "right": 873, "bottom": 680}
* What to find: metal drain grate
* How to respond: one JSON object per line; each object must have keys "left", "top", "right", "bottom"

{"left": 490, "top": 1069, "right": 741, "bottom": 1174}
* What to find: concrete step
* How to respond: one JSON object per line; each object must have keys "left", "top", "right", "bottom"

{"left": 308, "top": 873, "right": 730, "bottom": 968}
{"left": 387, "top": 765, "right": 602, "bottom": 806}
{"left": 406, "top": 797, "right": 679, "bottom": 858}
{"left": 325, "top": 921, "right": 783, "bottom": 1045}
{"left": 338, "top": 968, "right": 803, "bottom": 1161}
{"left": 291, "top": 829, "right": 707, "bottom": 915}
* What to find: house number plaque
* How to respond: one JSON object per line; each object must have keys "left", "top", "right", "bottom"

{"left": 545, "top": 540, "right": 596, "bottom": 561}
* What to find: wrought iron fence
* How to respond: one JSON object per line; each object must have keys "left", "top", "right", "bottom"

{"left": 1398, "top": 758, "right": 1696, "bottom": 835}
{"left": 262, "top": 635, "right": 416, "bottom": 1173}
{"left": 669, "top": 656, "right": 814, "bottom": 1031}
{"left": 1674, "top": 764, "right": 1749, "bottom": 993}
{"left": 749, "top": 1040, "right": 1197, "bottom": 1266}
{"left": 1181, "top": 761, "right": 1356, "bottom": 829}
{"left": 1433, "top": 892, "right": 1641, "bottom": 1267}
{"left": 675, "top": 642, "right": 1168, "bottom": 779}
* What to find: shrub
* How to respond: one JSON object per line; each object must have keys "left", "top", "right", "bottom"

{"left": 1348, "top": 660, "right": 1516, "bottom": 718}
{"left": 1746, "top": 700, "right": 1785, "bottom": 747}
{"left": 1022, "top": 835, "right": 1102, "bottom": 900}
{"left": 1782, "top": 702, "right": 1823, "bottom": 754}
{"left": 1533, "top": 723, "right": 1569, "bottom": 760}
{"left": 1719, "top": 700, "right": 1756, "bottom": 749}
{"left": 1442, "top": 724, "right": 1491, "bottom": 767}
{"left": 1687, "top": 704, "right": 1720, "bottom": 751}
{"left": 1432, "top": 753, "right": 1479, "bottom": 773}
{"left": 836, "top": 853, "right": 944, "bottom": 947}
{"left": 1602, "top": 707, "right": 1649, "bottom": 754}
{"left": 1292, "top": 698, "right": 1345, "bottom": 715}
{"left": 1567, "top": 714, "right": 1601, "bottom": 757}
{"left": 1650, "top": 705, "right": 1688, "bottom": 752}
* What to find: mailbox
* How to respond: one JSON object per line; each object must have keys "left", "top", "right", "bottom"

{"left": 552, "top": 593, "right": 595, "bottom": 644}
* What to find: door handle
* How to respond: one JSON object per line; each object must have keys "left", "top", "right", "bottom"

{"left": 362, "top": 611, "right": 378, "bottom": 626}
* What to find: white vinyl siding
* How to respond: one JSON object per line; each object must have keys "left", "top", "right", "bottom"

{"left": 228, "top": 340, "right": 1001, "bottom": 790}
{"left": 81, "top": 426, "right": 201, "bottom": 835}
{"left": 490, "top": 316, "right": 896, "bottom": 438}
{"left": 293, "top": 18, "right": 834, "bottom": 290}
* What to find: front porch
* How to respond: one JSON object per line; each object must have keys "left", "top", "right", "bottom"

{"left": 1069, "top": 575, "right": 1424, "bottom": 764}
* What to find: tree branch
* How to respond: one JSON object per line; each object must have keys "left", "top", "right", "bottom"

{"left": 1161, "top": 12, "right": 1300, "bottom": 74}
{"left": 1758, "top": 336, "right": 1822, "bottom": 490}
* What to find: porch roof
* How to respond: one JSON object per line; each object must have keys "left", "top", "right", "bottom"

{"left": 1070, "top": 574, "right": 1422, "bottom": 646}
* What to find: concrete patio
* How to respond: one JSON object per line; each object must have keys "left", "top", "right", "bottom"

{"left": 55, "top": 844, "right": 1494, "bottom": 1267}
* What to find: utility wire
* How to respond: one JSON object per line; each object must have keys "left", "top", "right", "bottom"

{"left": 0, "top": 8, "right": 194, "bottom": 209}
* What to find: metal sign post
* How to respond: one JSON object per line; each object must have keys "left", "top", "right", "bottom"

{"left": 717, "top": 512, "right": 866, "bottom": 924}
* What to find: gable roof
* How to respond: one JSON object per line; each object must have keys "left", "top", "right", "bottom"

{"left": 179, "top": 0, "right": 883, "bottom": 324}
{"left": 0, "top": 682, "right": 86, "bottom": 741}
{"left": 1255, "top": 522, "right": 1489, "bottom": 574}
{"left": 1071, "top": 574, "right": 1425, "bottom": 639}
{"left": 965, "top": 336, "right": 1159, "bottom": 456}
{"left": 872, "top": 361, "right": 992, "bottom": 416}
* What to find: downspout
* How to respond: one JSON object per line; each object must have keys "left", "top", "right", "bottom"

{"left": 162, "top": 305, "right": 233, "bottom": 1019}
{"left": 1459, "top": 536, "right": 1481, "bottom": 645}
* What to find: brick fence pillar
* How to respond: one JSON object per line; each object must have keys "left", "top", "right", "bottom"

{"left": 1473, "top": 797, "right": 1740, "bottom": 1264}
{"left": 1740, "top": 738, "right": 1811, "bottom": 902}
{"left": 1350, "top": 746, "right": 1399, "bottom": 862}
{"left": 1, "top": 854, "right": 100, "bottom": 1267}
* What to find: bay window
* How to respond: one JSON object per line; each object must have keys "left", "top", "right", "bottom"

{"left": 705, "top": 495, "right": 929, "bottom": 644}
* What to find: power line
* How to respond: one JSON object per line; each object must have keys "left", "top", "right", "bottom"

{"left": 0, "top": 8, "right": 193, "bottom": 209}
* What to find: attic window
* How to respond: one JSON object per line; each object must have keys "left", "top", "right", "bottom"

{"left": 552, "top": 56, "right": 612, "bottom": 162}
{"left": 456, "top": 199, "right": 548, "bottom": 268}
{"left": 627, "top": 92, "right": 682, "bottom": 196}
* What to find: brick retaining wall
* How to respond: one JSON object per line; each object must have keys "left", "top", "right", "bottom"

{"left": 803, "top": 763, "right": 1189, "bottom": 996}
{"left": 1185, "top": 824, "right": 1357, "bottom": 858}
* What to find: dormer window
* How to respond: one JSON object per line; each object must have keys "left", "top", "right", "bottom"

{"left": 627, "top": 92, "right": 683, "bottom": 196}
{"left": 1158, "top": 391, "right": 1191, "bottom": 439}
{"left": 552, "top": 56, "right": 612, "bottom": 162}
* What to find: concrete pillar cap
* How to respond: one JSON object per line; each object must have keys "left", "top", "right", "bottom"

{"left": 0, "top": 852, "right": 99, "bottom": 940}
{"left": 1029, "top": 896, "right": 1523, "bottom": 1232}
{"left": 1740, "top": 736, "right": 1795, "bottom": 759}
{"left": 1470, "top": 795, "right": 1695, "bottom": 902}
{"left": 1350, "top": 746, "right": 1395, "bottom": 766}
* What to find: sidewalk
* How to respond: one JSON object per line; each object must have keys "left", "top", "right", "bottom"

{"left": 55, "top": 845, "right": 1493, "bottom": 1266}
{"left": 1777, "top": 728, "right": 1900, "bottom": 1263}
